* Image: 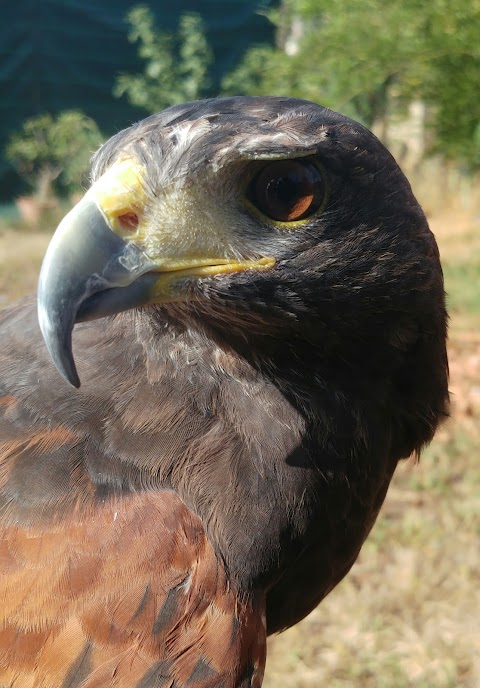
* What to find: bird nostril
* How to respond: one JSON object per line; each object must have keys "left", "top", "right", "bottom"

{"left": 117, "top": 212, "right": 139, "bottom": 230}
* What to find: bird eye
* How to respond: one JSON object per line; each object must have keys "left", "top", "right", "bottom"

{"left": 247, "top": 159, "right": 325, "bottom": 223}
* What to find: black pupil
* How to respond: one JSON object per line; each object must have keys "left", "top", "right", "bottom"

{"left": 249, "top": 159, "right": 324, "bottom": 222}
{"left": 266, "top": 176, "right": 297, "bottom": 209}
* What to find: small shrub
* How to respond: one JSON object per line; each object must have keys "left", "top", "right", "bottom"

{"left": 114, "top": 6, "right": 212, "bottom": 113}
{"left": 6, "top": 111, "right": 104, "bottom": 203}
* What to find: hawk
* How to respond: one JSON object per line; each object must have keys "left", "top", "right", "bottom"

{"left": 0, "top": 97, "right": 448, "bottom": 687}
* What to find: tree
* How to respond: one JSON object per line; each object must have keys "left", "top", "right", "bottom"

{"left": 414, "top": 0, "right": 480, "bottom": 168}
{"left": 223, "top": 0, "right": 411, "bottom": 131}
{"left": 114, "top": 6, "right": 213, "bottom": 114}
{"left": 223, "top": 0, "right": 480, "bottom": 168}
{"left": 5, "top": 111, "right": 103, "bottom": 202}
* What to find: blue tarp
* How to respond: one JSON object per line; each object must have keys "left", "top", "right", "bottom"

{"left": 0, "top": 1, "right": 275, "bottom": 197}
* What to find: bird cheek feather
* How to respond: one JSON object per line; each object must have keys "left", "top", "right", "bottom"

{"left": 37, "top": 159, "right": 276, "bottom": 387}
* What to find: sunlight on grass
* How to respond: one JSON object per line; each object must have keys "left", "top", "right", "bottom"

{"left": 444, "top": 259, "right": 480, "bottom": 330}
{"left": 436, "top": 215, "right": 480, "bottom": 333}
{"left": 0, "top": 227, "right": 51, "bottom": 308}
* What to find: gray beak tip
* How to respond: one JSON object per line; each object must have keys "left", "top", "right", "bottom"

{"left": 62, "top": 362, "right": 81, "bottom": 389}
{"left": 37, "top": 300, "right": 81, "bottom": 388}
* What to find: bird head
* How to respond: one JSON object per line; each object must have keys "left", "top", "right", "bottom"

{"left": 37, "top": 95, "right": 447, "bottom": 432}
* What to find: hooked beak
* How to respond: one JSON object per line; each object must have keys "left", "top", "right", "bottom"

{"left": 37, "top": 195, "right": 157, "bottom": 388}
{"left": 37, "top": 159, "right": 274, "bottom": 387}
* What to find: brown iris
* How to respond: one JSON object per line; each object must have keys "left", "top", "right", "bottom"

{"left": 247, "top": 159, "right": 325, "bottom": 222}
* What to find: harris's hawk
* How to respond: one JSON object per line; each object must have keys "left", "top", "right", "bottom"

{"left": 0, "top": 97, "right": 448, "bottom": 687}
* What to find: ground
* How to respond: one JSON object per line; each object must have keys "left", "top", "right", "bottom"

{"left": 1, "top": 211, "right": 478, "bottom": 688}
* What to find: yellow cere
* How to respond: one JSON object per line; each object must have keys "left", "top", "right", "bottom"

{"left": 90, "top": 159, "right": 148, "bottom": 234}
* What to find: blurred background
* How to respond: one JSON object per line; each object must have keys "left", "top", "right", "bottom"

{"left": 1, "top": 1, "right": 479, "bottom": 685}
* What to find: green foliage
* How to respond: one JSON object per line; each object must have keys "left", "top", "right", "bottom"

{"left": 222, "top": 45, "right": 299, "bottom": 97}
{"left": 223, "top": 0, "right": 412, "bottom": 124}
{"left": 5, "top": 111, "right": 103, "bottom": 199}
{"left": 114, "top": 6, "right": 213, "bottom": 113}
{"left": 415, "top": 0, "right": 480, "bottom": 168}
{"left": 223, "top": 0, "right": 480, "bottom": 168}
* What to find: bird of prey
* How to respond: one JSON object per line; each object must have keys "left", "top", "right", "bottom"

{"left": 0, "top": 96, "right": 448, "bottom": 687}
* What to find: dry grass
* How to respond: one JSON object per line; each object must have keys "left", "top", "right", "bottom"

{"left": 0, "top": 208, "right": 478, "bottom": 687}
{"left": 0, "top": 227, "right": 50, "bottom": 309}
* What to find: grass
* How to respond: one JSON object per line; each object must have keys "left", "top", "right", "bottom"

{"left": 0, "top": 227, "right": 50, "bottom": 309}
{"left": 439, "top": 218, "right": 480, "bottom": 334}
{"left": 0, "top": 208, "right": 479, "bottom": 687}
